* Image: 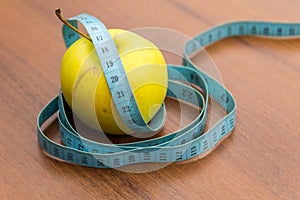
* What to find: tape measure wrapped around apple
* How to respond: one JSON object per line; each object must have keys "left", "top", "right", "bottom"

{"left": 38, "top": 7, "right": 300, "bottom": 169}
{"left": 37, "top": 8, "right": 246, "bottom": 169}
{"left": 56, "top": 9, "right": 168, "bottom": 135}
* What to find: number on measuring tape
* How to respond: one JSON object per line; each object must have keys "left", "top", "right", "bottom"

{"left": 37, "top": 14, "right": 300, "bottom": 168}
{"left": 106, "top": 60, "right": 114, "bottom": 68}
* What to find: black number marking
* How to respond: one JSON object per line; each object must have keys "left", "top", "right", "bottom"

{"left": 80, "top": 16, "right": 88, "bottom": 20}
{"left": 176, "top": 151, "right": 183, "bottom": 160}
{"left": 128, "top": 118, "right": 136, "bottom": 124}
{"left": 77, "top": 144, "right": 84, "bottom": 151}
{"left": 190, "top": 73, "right": 199, "bottom": 83}
{"left": 227, "top": 26, "right": 232, "bottom": 35}
{"left": 182, "top": 89, "right": 193, "bottom": 100}
{"left": 81, "top": 156, "right": 88, "bottom": 165}
{"left": 128, "top": 155, "right": 135, "bottom": 163}
{"left": 229, "top": 118, "right": 235, "bottom": 128}
{"left": 91, "top": 26, "right": 98, "bottom": 31}
{"left": 199, "top": 38, "right": 203, "bottom": 46}
{"left": 190, "top": 146, "right": 197, "bottom": 156}
{"left": 143, "top": 152, "right": 151, "bottom": 161}
{"left": 289, "top": 28, "right": 295, "bottom": 35}
{"left": 67, "top": 138, "right": 72, "bottom": 145}
{"left": 106, "top": 60, "right": 113, "bottom": 68}
{"left": 239, "top": 25, "right": 244, "bottom": 34}
{"left": 202, "top": 139, "right": 209, "bottom": 150}
{"left": 263, "top": 27, "right": 269, "bottom": 35}
{"left": 66, "top": 152, "right": 74, "bottom": 161}
{"left": 96, "top": 35, "right": 103, "bottom": 41}
{"left": 217, "top": 30, "right": 222, "bottom": 38}
{"left": 113, "top": 158, "right": 120, "bottom": 166}
{"left": 53, "top": 148, "right": 59, "bottom": 157}
{"left": 220, "top": 124, "right": 226, "bottom": 135}
{"left": 97, "top": 160, "right": 105, "bottom": 167}
{"left": 251, "top": 26, "right": 257, "bottom": 34}
{"left": 277, "top": 28, "right": 283, "bottom": 36}
{"left": 67, "top": 32, "right": 75, "bottom": 39}
{"left": 91, "top": 149, "right": 99, "bottom": 153}
{"left": 110, "top": 75, "right": 119, "bottom": 83}
{"left": 221, "top": 93, "right": 229, "bottom": 103}
{"left": 42, "top": 139, "right": 48, "bottom": 150}
{"left": 101, "top": 47, "right": 109, "bottom": 54}
{"left": 116, "top": 90, "right": 125, "bottom": 98}
{"left": 208, "top": 34, "right": 212, "bottom": 42}
{"left": 122, "top": 105, "right": 130, "bottom": 113}
{"left": 159, "top": 152, "right": 167, "bottom": 161}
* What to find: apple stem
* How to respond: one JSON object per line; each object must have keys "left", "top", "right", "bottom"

{"left": 55, "top": 8, "right": 92, "bottom": 41}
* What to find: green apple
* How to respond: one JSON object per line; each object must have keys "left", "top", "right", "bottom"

{"left": 60, "top": 29, "right": 168, "bottom": 135}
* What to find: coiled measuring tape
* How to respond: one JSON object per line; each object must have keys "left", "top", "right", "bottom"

{"left": 37, "top": 12, "right": 300, "bottom": 168}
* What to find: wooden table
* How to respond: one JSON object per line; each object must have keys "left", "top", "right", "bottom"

{"left": 1, "top": 0, "right": 299, "bottom": 199}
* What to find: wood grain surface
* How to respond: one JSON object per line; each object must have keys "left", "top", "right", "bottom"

{"left": 0, "top": 0, "right": 299, "bottom": 199}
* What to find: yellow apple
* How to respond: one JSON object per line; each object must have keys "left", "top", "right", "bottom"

{"left": 60, "top": 29, "right": 168, "bottom": 135}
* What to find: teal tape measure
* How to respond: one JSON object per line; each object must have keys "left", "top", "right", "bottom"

{"left": 37, "top": 12, "right": 300, "bottom": 169}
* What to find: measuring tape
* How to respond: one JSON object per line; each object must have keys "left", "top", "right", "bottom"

{"left": 37, "top": 12, "right": 300, "bottom": 169}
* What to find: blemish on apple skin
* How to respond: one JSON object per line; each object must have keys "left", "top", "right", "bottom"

{"left": 73, "top": 66, "right": 100, "bottom": 93}
{"left": 102, "top": 109, "right": 108, "bottom": 113}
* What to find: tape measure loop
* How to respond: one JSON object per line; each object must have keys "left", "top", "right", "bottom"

{"left": 37, "top": 13, "right": 300, "bottom": 168}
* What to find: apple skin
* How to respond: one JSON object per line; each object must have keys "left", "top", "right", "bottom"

{"left": 60, "top": 29, "right": 168, "bottom": 135}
